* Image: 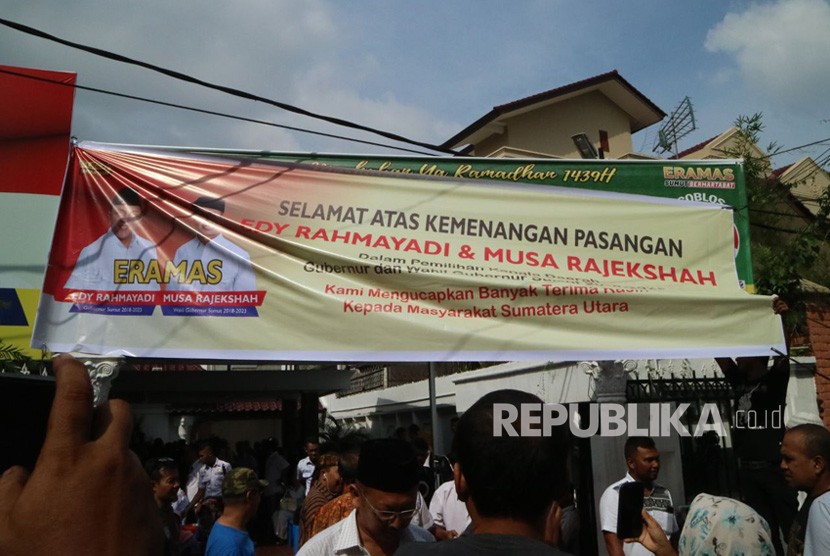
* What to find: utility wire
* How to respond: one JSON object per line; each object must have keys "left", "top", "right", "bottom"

{"left": 5, "top": 16, "right": 828, "bottom": 161}
{"left": 774, "top": 147, "right": 830, "bottom": 186}
{"left": 0, "top": 17, "right": 457, "bottom": 155}
{"left": 749, "top": 207, "right": 816, "bottom": 218}
{"left": 749, "top": 220, "right": 826, "bottom": 236}
{"left": 697, "top": 137, "right": 830, "bottom": 165}
{"left": 770, "top": 347, "right": 830, "bottom": 380}
{"left": 0, "top": 67, "right": 438, "bottom": 156}
{"left": 768, "top": 138, "right": 830, "bottom": 159}
{"left": 749, "top": 206, "right": 819, "bottom": 218}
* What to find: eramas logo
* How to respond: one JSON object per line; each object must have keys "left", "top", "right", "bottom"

{"left": 663, "top": 166, "right": 735, "bottom": 182}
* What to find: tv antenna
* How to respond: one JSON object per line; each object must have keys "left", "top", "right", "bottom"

{"left": 653, "top": 96, "right": 696, "bottom": 156}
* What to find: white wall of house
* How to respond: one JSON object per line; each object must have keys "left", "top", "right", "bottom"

{"left": 194, "top": 416, "right": 282, "bottom": 447}
{"left": 132, "top": 405, "right": 283, "bottom": 447}
{"left": 133, "top": 404, "right": 181, "bottom": 442}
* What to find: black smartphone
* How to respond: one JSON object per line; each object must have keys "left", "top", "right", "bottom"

{"left": 0, "top": 373, "right": 56, "bottom": 473}
{"left": 616, "top": 481, "right": 646, "bottom": 539}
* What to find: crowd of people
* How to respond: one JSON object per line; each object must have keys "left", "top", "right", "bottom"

{"left": 5, "top": 354, "right": 830, "bottom": 556}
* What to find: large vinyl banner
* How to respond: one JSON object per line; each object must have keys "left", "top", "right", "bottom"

{"left": 33, "top": 143, "right": 784, "bottom": 361}
{"left": 187, "top": 150, "right": 755, "bottom": 291}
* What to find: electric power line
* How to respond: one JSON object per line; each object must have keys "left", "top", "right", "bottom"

{"left": 811, "top": 146, "right": 830, "bottom": 169}
{"left": 0, "top": 67, "right": 438, "bottom": 156}
{"left": 771, "top": 348, "right": 830, "bottom": 382}
{"left": 749, "top": 206, "right": 819, "bottom": 219}
{"left": 0, "top": 17, "right": 457, "bottom": 155}
{"left": 749, "top": 220, "right": 826, "bottom": 236}
{"left": 5, "top": 15, "right": 830, "bottom": 161}
{"left": 767, "top": 137, "right": 830, "bottom": 160}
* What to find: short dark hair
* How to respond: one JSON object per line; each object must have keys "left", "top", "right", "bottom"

{"left": 789, "top": 424, "right": 830, "bottom": 461}
{"left": 411, "top": 437, "right": 429, "bottom": 455}
{"left": 624, "top": 436, "right": 657, "bottom": 460}
{"left": 313, "top": 453, "right": 341, "bottom": 482}
{"left": 452, "top": 389, "right": 569, "bottom": 522}
{"left": 197, "top": 438, "right": 217, "bottom": 454}
{"left": 145, "top": 457, "right": 178, "bottom": 482}
{"left": 357, "top": 438, "right": 420, "bottom": 493}
{"left": 338, "top": 450, "right": 360, "bottom": 484}
{"left": 111, "top": 186, "right": 143, "bottom": 207}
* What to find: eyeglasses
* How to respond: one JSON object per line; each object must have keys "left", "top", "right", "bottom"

{"left": 358, "top": 489, "right": 418, "bottom": 524}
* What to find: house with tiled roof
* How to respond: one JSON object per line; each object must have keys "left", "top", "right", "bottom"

{"left": 671, "top": 128, "right": 829, "bottom": 218}
{"left": 442, "top": 70, "right": 665, "bottom": 160}
{"left": 776, "top": 157, "right": 830, "bottom": 216}
{"left": 670, "top": 127, "right": 766, "bottom": 162}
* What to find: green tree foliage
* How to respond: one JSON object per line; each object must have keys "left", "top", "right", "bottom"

{"left": 0, "top": 339, "right": 33, "bottom": 373}
{"left": 719, "top": 114, "right": 830, "bottom": 338}
{"left": 0, "top": 339, "right": 52, "bottom": 374}
{"left": 318, "top": 414, "right": 369, "bottom": 452}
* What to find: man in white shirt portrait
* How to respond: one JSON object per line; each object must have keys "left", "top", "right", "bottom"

{"left": 64, "top": 186, "right": 159, "bottom": 292}
{"left": 599, "top": 437, "right": 679, "bottom": 556}
{"left": 297, "top": 438, "right": 320, "bottom": 496}
{"left": 166, "top": 195, "right": 256, "bottom": 292}
{"left": 428, "top": 479, "right": 470, "bottom": 540}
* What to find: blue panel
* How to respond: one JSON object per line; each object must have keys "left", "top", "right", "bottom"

{"left": 0, "top": 288, "right": 28, "bottom": 326}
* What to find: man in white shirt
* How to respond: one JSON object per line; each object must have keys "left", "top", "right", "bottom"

{"left": 65, "top": 186, "right": 159, "bottom": 292}
{"left": 410, "top": 492, "right": 434, "bottom": 531}
{"left": 297, "top": 438, "right": 320, "bottom": 496}
{"left": 599, "top": 437, "right": 679, "bottom": 556}
{"left": 187, "top": 439, "right": 233, "bottom": 514}
{"left": 428, "top": 479, "right": 470, "bottom": 540}
{"left": 297, "top": 439, "right": 433, "bottom": 555}
{"left": 166, "top": 196, "right": 256, "bottom": 292}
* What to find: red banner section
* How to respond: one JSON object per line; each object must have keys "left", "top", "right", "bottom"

{"left": 0, "top": 65, "right": 76, "bottom": 196}
{"left": 0, "top": 65, "right": 75, "bottom": 362}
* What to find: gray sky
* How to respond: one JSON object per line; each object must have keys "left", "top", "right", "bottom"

{"left": 2, "top": 0, "right": 829, "bottom": 165}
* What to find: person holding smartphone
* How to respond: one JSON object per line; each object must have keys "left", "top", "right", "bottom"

{"left": 599, "top": 437, "right": 679, "bottom": 556}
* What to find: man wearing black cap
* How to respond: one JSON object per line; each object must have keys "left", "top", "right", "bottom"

{"left": 297, "top": 438, "right": 434, "bottom": 556}
{"left": 167, "top": 195, "right": 256, "bottom": 292}
{"left": 205, "top": 467, "right": 268, "bottom": 556}
{"left": 65, "top": 186, "right": 160, "bottom": 291}
{"left": 397, "top": 389, "right": 572, "bottom": 555}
